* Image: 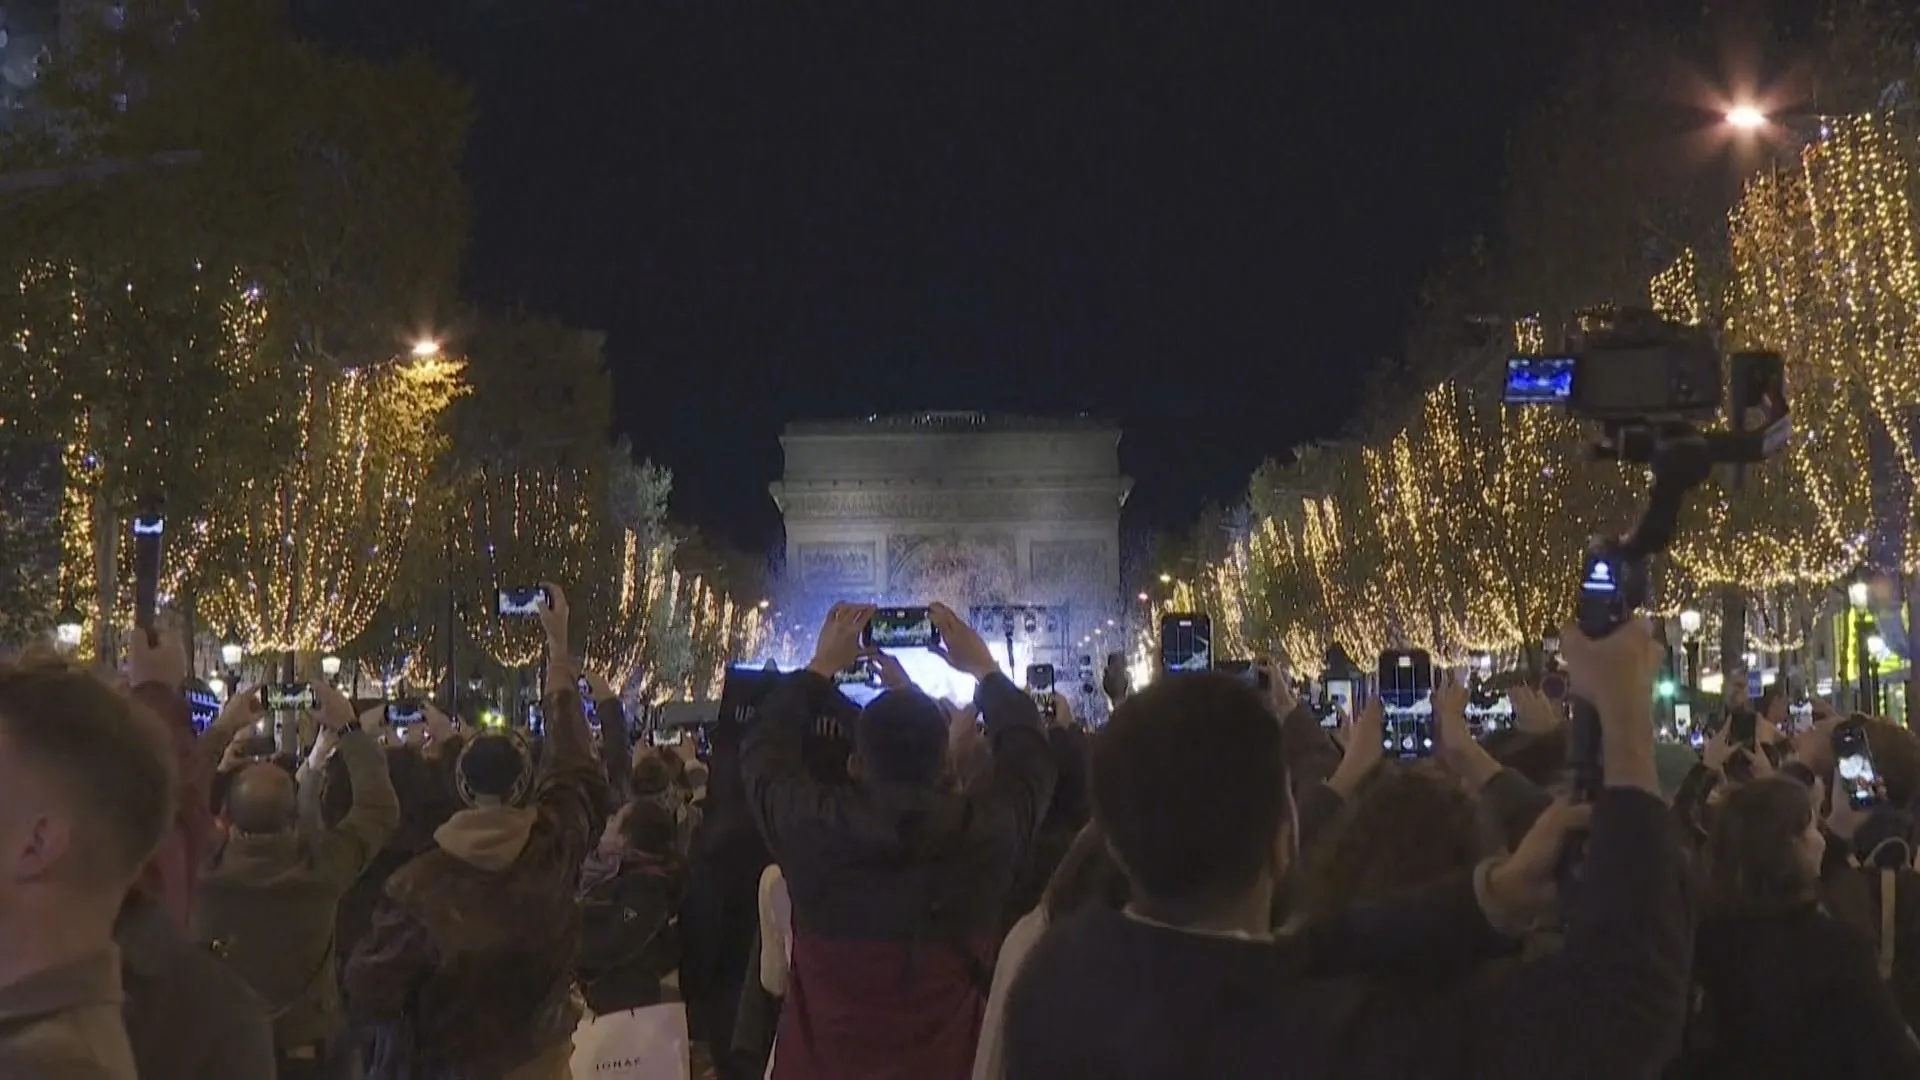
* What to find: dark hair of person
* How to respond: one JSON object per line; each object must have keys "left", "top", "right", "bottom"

{"left": 1701, "top": 776, "right": 1819, "bottom": 914}
{"left": 0, "top": 660, "right": 178, "bottom": 886}
{"left": 1295, "top": 765, "right": 1481, "bottom": 923}
{"left": 855, "top": 688, "right": 950, "bottom": 787}
{"left": 1863, "top": 719, "right": 1920, "bottom": 810}
{"left": 631, "top": 753, "right": 674, "bottom": 798}
{"left": 460, "top": 733, "right": 529, "bottom": 802}
{"left": 619, "top": 797, "right": 682, "bottom": 862}
{"left": 1040, "top": 823, "right": 1130, "bottom": 922}
{"left": 1042, "top": 727, "right": 1091, "bottom": 831}
{"left": 1090, "top": 673, "right": 1287, "bottom": 911}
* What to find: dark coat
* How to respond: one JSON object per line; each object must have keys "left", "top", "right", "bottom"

{"left": 343, "top": 689, "right": 607, "bottom": 1080}
{"left": 1004, "top": 788, "right": 1696, "bottom": 1080}
{"left": 741, "top": 670, "right": 1056, "bottom": 1080}
{"left": 119, "top": 894, "right": 276, "bottom": 1080}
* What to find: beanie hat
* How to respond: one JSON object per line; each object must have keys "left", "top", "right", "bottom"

{"left": 856, "top": 688, "right": 950, "bottom": 786}
{"left": 456, "top": 731, "right": 534, "bottom": 808}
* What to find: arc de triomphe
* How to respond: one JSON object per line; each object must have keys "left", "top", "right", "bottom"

{"left": 771, "top": 413, "right": 1131, "bottom": 651}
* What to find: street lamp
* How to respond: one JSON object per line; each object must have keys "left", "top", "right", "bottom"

{"left": 1725, "top": 105, "right": 1768, "bottom": 130}
{"left": 1158, "top": 573, "right": 1172, "bottom": 584}
{"left": 220, "top": 628, "right": 245, "bottom": 668}
{"left": 1850, "top": 580, "right": 1877, "bottom": 715}
{"left": 53, "top": 601, "right": 85, "bottom": 649}
{"left": 1678, "top": 608, "right": 1703, "bottom": 693}
{"left": 320, "top": 653, "right": 343, "bottom": 679}
{"left": 410, "top": 338, "right": 442, "bottom": 359}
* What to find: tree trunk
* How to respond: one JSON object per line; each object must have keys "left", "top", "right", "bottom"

{"left": 1907, "top": 572, "right": 1920, "bottom": 726}
{"left": 1719, "top": 585, "right": 1746, "bottom": 686}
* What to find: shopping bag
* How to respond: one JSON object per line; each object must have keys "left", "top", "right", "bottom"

{"left": 570, "top": 1002, "right": 690, "bottom": 1080}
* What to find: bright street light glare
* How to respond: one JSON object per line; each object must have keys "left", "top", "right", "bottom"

{"left": 410, "top": 339, "right": 442, "bottom": 358}
{"left": 1725, "top": 106, "right": 1767, "bottom": 130}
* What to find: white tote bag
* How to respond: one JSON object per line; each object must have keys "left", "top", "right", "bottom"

{"left": 569, "top": 1003, "right": 690, "bottom": 1080}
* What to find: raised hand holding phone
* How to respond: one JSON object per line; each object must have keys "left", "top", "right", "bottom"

{"left": 1328, "top": 695, "right": 1385, "bottom": 798}
{"left": 126, "top": 623, "right": 188, "bottom": 693}
{"left": 928, "top": 602, "right": 1000, "bottom": 679}
{"left": 808, "top": 603, "right": 875, "bottom": 679}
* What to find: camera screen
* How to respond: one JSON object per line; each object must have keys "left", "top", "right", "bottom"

{"left": 1579, "top": 553, "right": 1622, "bottom": 598}
{"left": 1026, "top": 663, "right": 1055, "bottom": 691}
{"left": 1159, "top": 614, "right": 1212, "bottom": 673}
{"left": 1377, "top": 650, "right": 1435, "bottom": 759}
{"left": 866, "top": 607, "right": 938, "bottom": 650}
{"left": 386, "top": 702, "right": 424, "bottom": 727}
{"left": 187, "top": 688, "right": 220, "bottom": 734}
{"left": 1503, "top": 355, "right": 1575, "bottom": 405}
{"left": 497, "top": 586, "right": 549, "bottom": 616}
{"left": 265, "top": 684, "right": 316, "bottom": 711}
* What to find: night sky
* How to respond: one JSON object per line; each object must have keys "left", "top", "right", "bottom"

{"left": 300, "top": 1, "right": 1577, "bottom": 551}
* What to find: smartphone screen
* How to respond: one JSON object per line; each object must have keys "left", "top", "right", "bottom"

{"left": 1502, "top": 354, "right": 1576, "bottom": 405}
{"left": 1835, "top": 722, "right": 1880, "bottom": 809}
{"left": 385, "top": 701, "right": 425, "bottom": 727}
{"left": 863, "top": 607, "right": 939, "bottom": 650}
{"left": 497, "top": 586, "right": 551, "bottom": 616}
{"left": 1026, "top": 663, "right": 1056, "bottom": 691}
{"left": 264, "top": 683, "right": 316, "bottom": 711}
{"left": 650, "top": 729, "right": 684, "bottom": 748}
{"left": 186, "top": 686, "right": 220, "bottom": 735}
{"left": 1787, "top": 701, "right": 1813, "bottom": 735}
{"left": 575, "top": 675, "right": 598, "bottom": 723}
{"left": 1321, "top": 678, "right": 1353, "bottom": 729}
{"left": 1159, "top": 613, "right": 1212, "bottom": 673}
{"left": 1377, "top": 649, "right": 1435, "bottom": 759}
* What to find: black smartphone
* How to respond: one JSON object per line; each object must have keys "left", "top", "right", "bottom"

{"left": 1026, "top": 663, "right": 1056, "bottom": 691}
{"left": 1729, "top": 709, "right": 1757, "bottom": 748}
{"left": 131, "top": 514, "right": 165, "bottom": 632}
{"left": 1377, "top": 648, "right": 1436, "bottom": 759}
{"left": 385, "top": 700, "right": 425, "bottom": 726}
{"left": 863, "top": 606, "right": 939, "bottom": 650}
{"left": 1159, "top": 613, "right": 1212, "bottom": 673}
{"left": 497, "top": 586, "right": 552, "bottom": 616}
{"left": 263, "top": 683, "right": 316, "bottom": 711}
{"left": 1834, "top": 720, "right": 1881, "bottom": 810}
{"left": 1215, "top": 659, "right": 1253, "bottom": 679}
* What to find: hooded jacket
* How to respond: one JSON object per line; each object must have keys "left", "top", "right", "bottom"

{"left": 740, "top": 670, "right": 1056, "bottom": 1080}
{"left": 344, "top": 686, "right": 608, "bottom": 1080}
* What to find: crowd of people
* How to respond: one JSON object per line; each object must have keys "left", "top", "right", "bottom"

{"left": 3, "top": 584, "right": 1920, "bottom": 1079}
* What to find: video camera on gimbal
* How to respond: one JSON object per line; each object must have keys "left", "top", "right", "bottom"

{"left": 1507, "top": 308, "right": 1792, "bottom": 799}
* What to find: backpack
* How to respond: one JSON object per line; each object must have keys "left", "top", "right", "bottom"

{"left": 577, "top": 864, "right": 680, "bottom": 984}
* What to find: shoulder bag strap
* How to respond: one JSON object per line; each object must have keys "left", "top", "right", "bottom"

{"left": 1882, "top": 869, "right": 1898, "bottom": 982}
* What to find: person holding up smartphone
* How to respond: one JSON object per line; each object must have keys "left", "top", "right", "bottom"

{"left": 739, "top": 601, "right": 1056, "bottom": 1079}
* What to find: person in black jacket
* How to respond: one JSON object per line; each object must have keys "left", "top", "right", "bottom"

{"left": 1678, "top": 775, "right": 1920, "bottom": 1078}
{"left": 740, "top": 601, "right": 1056, "bottom": 1080}
{"left": 1003, "top": 616, "right": 1696, "bottom": 1080}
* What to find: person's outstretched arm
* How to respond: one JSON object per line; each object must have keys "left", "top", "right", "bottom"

{"left": 1472, "top": 620, "right": 1695, "bottom": 1079}
{"left": 313, "top": 694, "right": 400, "bottom": 888}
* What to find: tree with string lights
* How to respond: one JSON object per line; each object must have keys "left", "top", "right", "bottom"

{"left": 193, "top": 355, "right": 466, "bottom": 662}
